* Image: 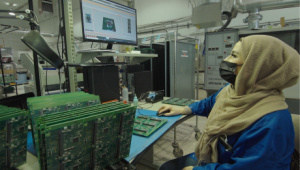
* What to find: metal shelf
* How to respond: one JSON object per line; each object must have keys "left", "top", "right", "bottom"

{"left": 77, "top": 51, "right": 158, "bottom": 64}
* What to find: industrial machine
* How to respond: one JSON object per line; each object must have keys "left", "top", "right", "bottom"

{"left": 20, "top": 52, "right": 84, "bottom": 96}
{"left": 204, "top": 29, "right": 239, "bottom": 90}
{"left": 191, "top": 0, "right": 299, "bottom": 113}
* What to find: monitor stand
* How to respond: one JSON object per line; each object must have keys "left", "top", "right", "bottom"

{"left": 96, "top": 43, "right": 114, "bottom": 63}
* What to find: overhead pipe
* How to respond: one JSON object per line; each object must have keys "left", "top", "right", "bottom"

{"left": 234, "top": 0, "right": 299, "bottom": 12}
{"left": 233, "top": 0, "right": 299, "bottom": 29}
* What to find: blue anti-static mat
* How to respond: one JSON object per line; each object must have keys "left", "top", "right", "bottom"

{"left": 125, "top": 109, "right": 181, "bottom": 161}
{"left": 27, "top": 131, "right": 37, "bottom": 156}
{"left": 26, "top": 109, "right": 181, "bottom": 160}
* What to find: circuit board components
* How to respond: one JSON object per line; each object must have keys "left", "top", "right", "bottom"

{"left": 133, "top": 115, "right": 167, "bottom": 136}
{"left": 30, "top": 100, "right": 136, "bottom": 170}
{"left": 27, "top": 91, "right": 101, "bottom": 155}
{"left": 162, "top": 98, "right": 194, "bottom": 106}
{"left": 0, "top": 105, "right": 28, "bottom": 169}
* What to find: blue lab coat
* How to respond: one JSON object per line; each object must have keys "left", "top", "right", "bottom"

{"left": 189, "top": 88, "right": 295, "bottom": 170}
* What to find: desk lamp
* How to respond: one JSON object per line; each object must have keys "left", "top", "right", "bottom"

{"left": 21, "top": 30, "right": 64, "bottom": 69}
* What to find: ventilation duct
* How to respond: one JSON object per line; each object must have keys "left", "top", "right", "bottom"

{"left": 233, "top": 0, "right": 299, "bottom": 29}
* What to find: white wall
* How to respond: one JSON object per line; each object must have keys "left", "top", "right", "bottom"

{"left": 136, "top": 0, "right": 193, "bottom": 26}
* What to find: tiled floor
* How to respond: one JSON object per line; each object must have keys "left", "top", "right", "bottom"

{"left": 136, "top": 115, "right": 207, "bottom": 170}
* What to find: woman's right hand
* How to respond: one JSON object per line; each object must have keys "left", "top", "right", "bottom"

{"left": 157, "top": 105, "right": 189, "bottom": 116}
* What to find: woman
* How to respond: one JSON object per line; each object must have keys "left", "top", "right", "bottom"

{"left": 158, "top": 35, "right": 299, "bottom": 170}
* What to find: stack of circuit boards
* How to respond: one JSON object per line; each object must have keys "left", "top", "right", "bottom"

{"left": 27, "top": 92, "right": 101, "bottom": 151}
{"left": 28, "top": 92, "right": 99, "bottom": 130}
{"left": 133, "top": 115, "right": 167, "bottom": 137}
{"left": 0, "top": 105, "right": 28, "bottom": 169}
{"left": 162, "top": 98, "right": 194, "bottom": 106}
{"left": 28, "top": 92, "right": 136, "bottom": 170}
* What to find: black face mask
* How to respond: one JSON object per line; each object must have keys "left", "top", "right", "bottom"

{"left": 219, "top": 60, "right": 238, "bottom": 85}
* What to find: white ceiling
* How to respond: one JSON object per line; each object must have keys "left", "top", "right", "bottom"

{"left": 0, "top": 0, "right": 30, "bottom": 33}
{"left": 0, "top": 0, "right": 28, "bottom": 11}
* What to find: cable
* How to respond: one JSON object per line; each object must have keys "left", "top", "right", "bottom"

{"left": 188, "top": 0, "right": 195, "bottom": 8}
{"left": 29, "top": 10, "right": 39, "bottom": 25}
{"left": 218, "top": 11, "right": 232, "bottom": 32}
{"left": 45, "top": 63, "right": 50, "bottom": 95}
{"left": 58, "top": 69, "right": 62, "bottom": 94}
{"left": 62, "top": 80, "right": 66, "bottom": 93}
{"left": 57, "top": 18, "right": 62, "bottom": 58}
{"left": 138, "top": 91, "right": 151, "bottom": 101}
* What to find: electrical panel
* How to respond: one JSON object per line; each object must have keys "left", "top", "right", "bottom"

{"left": 28, "top": 95, "right": 136, "bottom": 170}
{"left": 204, "top": 30, "right": 239, "bottom": 90}
{"left": 0, "top": 105, "right": 28, "bottom": 168}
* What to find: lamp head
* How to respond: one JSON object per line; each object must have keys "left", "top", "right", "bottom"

{"left": 21, "top": 30, "right": 64, "bottom": 69}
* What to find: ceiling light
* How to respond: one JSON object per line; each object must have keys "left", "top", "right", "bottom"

{"left": 9, "top": 12, "right": 15, "bottom": 16}
{"left": 5, "top": 2, "right": 10, "bottom": 5}
{"left": 12, "top": 3, "right": 17, "bottom": 6}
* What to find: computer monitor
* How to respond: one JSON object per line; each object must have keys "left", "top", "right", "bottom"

{"left": 80, "top": 0, "right": 137, "bottom": 49}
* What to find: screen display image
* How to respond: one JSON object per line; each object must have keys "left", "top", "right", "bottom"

{"left": 80, "top": 0, "right": 137, "bottom": 46}
{"left": 103, "top": 17, "right": 116, "bottom": 32}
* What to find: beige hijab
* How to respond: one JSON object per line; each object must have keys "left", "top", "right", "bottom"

{"left": 195, "top": 35, "right": 300, "bottom": 164}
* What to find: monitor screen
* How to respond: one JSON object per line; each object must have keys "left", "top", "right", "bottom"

{"left": 80, "top": 0, "right": 137, "bottom": 46}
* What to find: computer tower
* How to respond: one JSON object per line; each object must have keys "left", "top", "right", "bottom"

{"left": 83, "top": 65, "right": 120, "bottom": 102}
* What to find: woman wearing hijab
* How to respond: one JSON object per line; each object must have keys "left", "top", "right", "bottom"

{"left": 158, "top": 35, "right": 299, "bottom": 170}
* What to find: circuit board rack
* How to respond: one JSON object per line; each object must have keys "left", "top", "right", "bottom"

{"left": 0, "top": 105, "right": 28, "bottom": 169}
{"left": 133, "top": 115, "right": 167, "bottom": 137}
{"left": 31, "top": 101, "right": 136, "bottom": 170}
{"left": 27, "top": 92, "right": 101, "bottom": 155}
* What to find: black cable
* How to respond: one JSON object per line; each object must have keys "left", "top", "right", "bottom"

{"left": 45, "top": 63, "right": 50, "bottom": 95}
{"left": 57, "top": 18, "right": 62, "bottom": 58}
{"left": 61, "top": 80, "right": 67, "bottom": 93}
{"left": 58, "top": 69, "right": 61, "bottom": 93}
{"left": 218, "top": 11, "right": 232, "bottom": 32}
{"left": 91, "top": 42, "right": 94, "bottom": 48}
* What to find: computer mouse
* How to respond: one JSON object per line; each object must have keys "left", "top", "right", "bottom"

{"left": 156, "top": 110, "right": 169, "bottom": 117}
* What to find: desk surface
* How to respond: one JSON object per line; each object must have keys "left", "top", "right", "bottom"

{"left": 125, "top": 109, "right": 182, "bottom": 161}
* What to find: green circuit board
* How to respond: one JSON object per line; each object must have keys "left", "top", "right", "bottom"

{"left": 32, "top": 101, "right": 136, "bottom": 170}
{"left": 0, "top": 105, "right": 28, "bottom": 168}
{"left": 133, "top": 115, "right": 167, "bottom": 137}
{"left": 162, "top": 98, "right": 194, "bottom": 106}
{"left": 27, "top": 91, "right": 101, "bottom": 160}
{"left": 0, "top": 76, "right": 15, "bottom": 84}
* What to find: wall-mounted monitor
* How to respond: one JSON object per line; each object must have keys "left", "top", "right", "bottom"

{"left": 80, "top": 0, "right": 137, "bottom": 48}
